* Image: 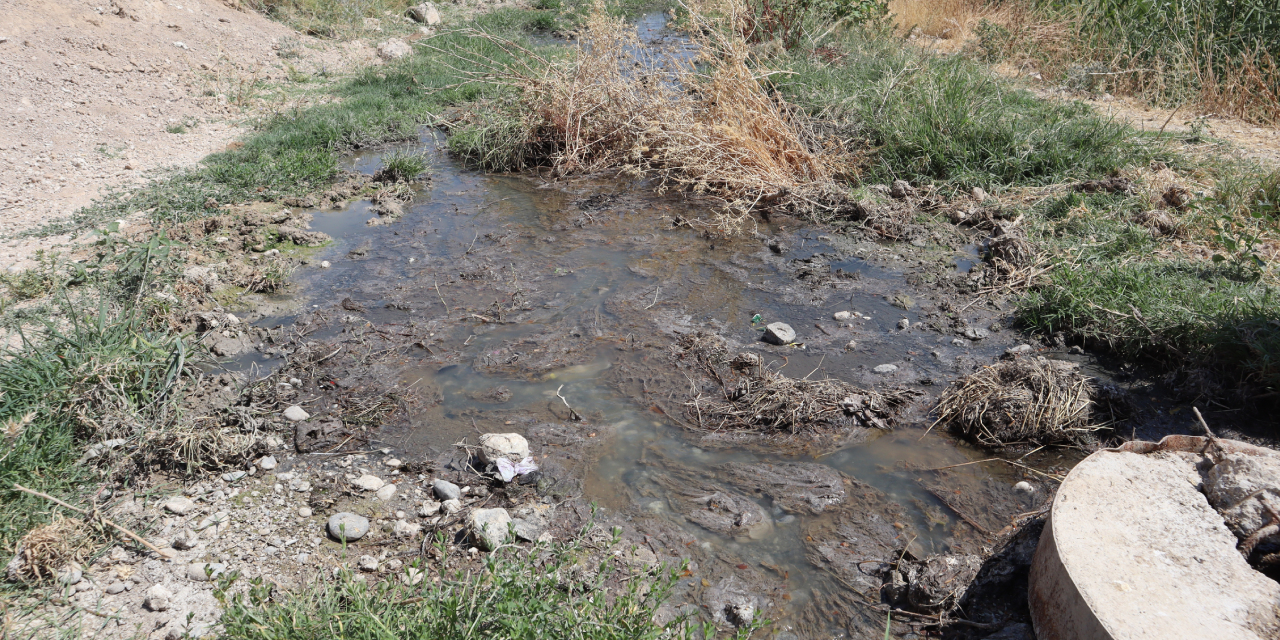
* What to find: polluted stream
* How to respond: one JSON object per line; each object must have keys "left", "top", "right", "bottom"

{"left": 222, "top": 19, "right": 1072, "bottom": 638}
{"left": 224, "top": 127, "right": 1064, "bottom": 637}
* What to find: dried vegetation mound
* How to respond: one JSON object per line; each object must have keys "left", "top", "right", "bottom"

{"left": 673, "top": 333, "right": 917, "bottom": 436}
{"left": 446, "top": 0, "right": 855, "bottom": 230}
{"left": 935, "top": 357, "right": 1115, "bottom": 447}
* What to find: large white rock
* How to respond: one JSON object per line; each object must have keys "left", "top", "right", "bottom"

{"left": 468, "top": 508, "right": 513, "bottom": 551}
{"left": 479, "top": 433, "right": 530, "bottom": 465}
{"left": 352, "top": 475, "right": 385, "bottom": 492}
{"left": 282, "top": 406, "right": 310, "bottom": 422}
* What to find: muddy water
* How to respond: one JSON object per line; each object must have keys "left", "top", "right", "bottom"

{"left": 233, "top": 124, "right": 1063, "bottom": 636}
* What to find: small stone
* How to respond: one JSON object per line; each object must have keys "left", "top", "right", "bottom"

{"left": 897, "top": 318, "right": 910, "bottom": 330}
{"left": 762, "top": 322, "right": 796, "bottom": 345}
{"left": 384, "top": 458, "right": 402, "bottom": 468}
{"left": 106, "top": 582, "right": 127, "bottom": 595}
{"left": 376, "top": 484, "right": 397, "bottom": 501}
{"left": 188, "top": 562, "right": 227, "bottom": 582}
{"left": 844, "top": 340, "right": 858, "bottom": 350}
{"left": 963, "top": 327, "right": 990, "bottom": 340}
{"left": 442, "top": 499, "right": 462, "bottom": 515}
{"left": 972, "top": 186, "right": 988, "bottom": 201}
{"left": 353, "top": 475, "right": 385, "bottom": 491}
{"left": 478, "top": 433, "right": 530, "bottom": 465}
{"left": 376, "top": 38, "right": 411, "bottom": 60}
{"left": 1014, "top": 481, "right": 1036, "bottom": 495}
{"left": 220, "top": 471, "right": 246, "bottom": 482}
{"left": 468, "top": 508, "right": 513, "bottom": 551}
{"left": 164, "top": 497, "right": 196, "bottom": 515}
{"left": 511, "top": 518, "right": 542, "bottom": 542}
{"left": 952, "top": 338, "right": 968, "bottom": 347}
{"left": 172, "top": 529, "right": 199, "bottom": 550}
{"left": 833, "top": 311, "right": 852, "bottom": 321}
{"left": 145, "top": 584, "right": 172, "bottom": 611}
{"left": 57, "top": 563, "right": 83, "bottom": 586}
{"left": 432, "top": 479, "right": 461, "bottom": 501}
{"left": 418, "top": 500, "right": 441, "bottom": 517}
{"left": 327, "top": 513, "right": 370, "bottom": 541}
{"left": 393, "top": 520, "right": 421, "bottom": 538}
{"left": 873, "top": 364, "right": 898, "bottom": 374}
{"left": 283, "top": 406, "right": 310, "bottom": 422}
{"left": 258, "top": 456, "right": 278, "bottom": 471}
{"left": 298, "top": 507, "right": 313, "bottom": 518}
{"left": 320, "top": 261, "right": 331, "bottom": 269}
{"left": 357, "top": 555, "right": 379, "bottom": 572}
{"left": 1005, "top": 344, "right": 1033, "bottom": 357}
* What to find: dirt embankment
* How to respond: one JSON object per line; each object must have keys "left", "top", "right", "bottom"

{"left": 0, "top": 0, "right": 376, "bottom": 270}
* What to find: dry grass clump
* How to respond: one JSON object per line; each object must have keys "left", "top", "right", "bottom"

{"left": 447, "top": 0, "right": 852, "bottom": 231}
{"left": 6, "top": 516, "right": 91, "bottom": 583}
{"left": 889, "top": 0, "right": 980, "bottom": 39}
{"left": 934, "top": 357, "right": 1106, "bottom": 448}
{"left": 673, "top": 333, "right": 917, "bottom": 435}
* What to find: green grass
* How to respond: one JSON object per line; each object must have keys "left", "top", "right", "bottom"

{"left": 374, "top": 149, "right": 431, "bottom": 183}
{"left": 37, "top": 10, "right": 563, "bottom": 236}
{"left": 217, "top": 530, "right": 763, "bottom": 640}
{"left": 772, "top": 29, "right": 1162, "bottom": 191}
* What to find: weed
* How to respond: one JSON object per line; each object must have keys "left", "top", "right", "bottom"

{"left": 372, "top": 149, "right": 430, "bottom": 183}
{"left": 165, "top": 123, "right": 188, "bottom": 134}
{"left": 774, "top": 30, "right": 1158, "bottom": 190}
{"left": 216, "top": 526, "right": 766, "bottom": 639}
{"left": 0, "top": 252, "right": 59, "bottom": 301}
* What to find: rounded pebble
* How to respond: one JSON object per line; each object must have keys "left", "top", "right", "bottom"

{"left": 327, "top": 512, "right": 370, "bottom": 541}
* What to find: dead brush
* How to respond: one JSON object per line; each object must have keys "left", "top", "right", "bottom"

{"left": 436, "top": 0, "right": 852, "bottom": 232}
{"left": 673, "top": 332, "right": 916, "bottom": 435}
{"left": 933, "top": 357, "right": 1106, "bottom": 448}
{"left": 8, "top": 516, "right": 91, "bottom": 583}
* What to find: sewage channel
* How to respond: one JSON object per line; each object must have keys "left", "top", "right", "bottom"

{"left": 232, "top": 18, "right": 1069, "bottom": 638}
{"left": 232, "top": 126, "right": 1063, "bottom": 637}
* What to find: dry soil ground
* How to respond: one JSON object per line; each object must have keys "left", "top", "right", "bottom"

{"left": 0, "top": 0, "right": 379, "bottom": 271}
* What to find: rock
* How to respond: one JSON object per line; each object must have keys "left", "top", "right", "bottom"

{"left": 418, "top": 500, "right": 441, "bottom": 517}
{"left": 1206, "top": 452, "right": 1280, "bottom": 547}
{"left": 845, "top": 340, "right": 857, "bottom": 350}
{"left": 376, "top": 38, "right": 411, "bottom": 60}
{"left": 376, "top": 484, "right": 397, "bottom": 501}
{"left": 952, "top": 338, "right": 967, "bottom": 347}
{"left": 720, "top": 462, "right": 846, "bottom": 515}
{"left": 468, "top": 508, "right": 513, "bottom": 551}
{"left": 188, "top": 562, "right": 227, "bottom": 582}
{"left": 320, "top": 261, "right": 331, "bottom": 269}
{"left": 963, "top": 327, "right": 990, "bottom": 340}
{"left": 433, "top": 479, "right": 461, "bottom": 501}
{"left": 972, "top": 186, "right": 988, "bottom": 201}
{"left": 393, "top": 520, "right": 421, "bottom": 538}
{"left": 163, "top": 497, "right": 196, "bottom": 515}
{"left": 1005, "top": 344, "right": 1033, "bottom": 357}
{"left": 57, "top": 563, "right": 83, "bottom": 586}
{"left": 761, "top": 322, "right": 795, "bottom": 345}
{"left": 873, "top": 364, "right": 898, "bottom": 374}
{"left": 221, "top": 471, "right": 246, "bottom": 482}
{"left": 897, "top": 318, "right": 910, "bottom": 330}
{"left": 1068, "top": 345, "right": 1085, "bottom": 355}
{"left": 172, "top": 528, "right": 199, "bottom": 550}
{"left": 145, "top": 584, "right": 172, "bottom": 611}
{"left": 327, "top": 513, "right": 370, "bottom": 541}
{"left": 442, "top": 499, "right": 463, "bottom": 515}
{"left": 106, "top": 582, "right": 127, "bottom": 595}
{"left": 1014, "top": 481, "right": 1036, "bottom": 495}
{"left": 889, "top": 179, "right": 913, "bottom": 199}
{"left": 283, "top": 406, "right": 310, "bottom": 422}
{"left": 478, "top": 433, "right": 530, "bottom": 465}
{"left": 511, "top": 518, "right": 542, "bottom": 542}
{"left": 406, "top": 2, "right": 441, "bottom": 24}
{"left": 298, "top": 507, "right": 313, "bottom": 518}
{"left": 384, "top": 458, "right": 402, "bottom": 468}
{"left": 357, "top": 555, "right": 379, "bottom": 572}
{"left": 258, "top": 455, "right": 278, "bottom": 471}
{"left": 352, "top": 475, "right": 385, "bottom": 491}
{"left": 833, "top": 311, "right": 852, "bottom": 321}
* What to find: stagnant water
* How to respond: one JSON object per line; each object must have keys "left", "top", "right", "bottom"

{"left": 228, "top": 19, "right": 1093, "bottom": 636}
{"left": 231, "top": 125, "right": 1073, "bottom": 636}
